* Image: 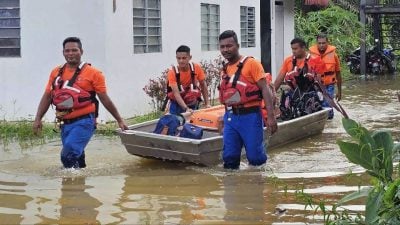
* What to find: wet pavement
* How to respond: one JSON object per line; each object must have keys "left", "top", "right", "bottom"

{"left": 0, "top": 75, "right": 399, "bottom": 224}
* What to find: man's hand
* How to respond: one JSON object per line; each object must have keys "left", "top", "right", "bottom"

{"left": 117, "top": 120, "right": 129, "bottom": 131}
{"left": 336, "top": 90, "right": 342, "bottom": 101}
{"left": 33, "top": 120, "right": 43, "bottom": 135}
{"left": 284, "top": 67, "right": 299, "bottom": 83}
{"left": 266, "top": 115, "right": 278, "bottom": 135}
{"left": 305, "top": 72, "right": 315, "bottom": 81}
{"left": 185, "top": 107, "right": 194, "bottom": 114}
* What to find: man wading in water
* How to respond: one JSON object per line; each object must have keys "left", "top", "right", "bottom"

{"left": 33, "top": 37, "right": 128, "bottom": 169}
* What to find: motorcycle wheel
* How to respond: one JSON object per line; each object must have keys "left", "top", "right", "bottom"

{"left": 382, "top": 55, "right": 395, "bottom": 74}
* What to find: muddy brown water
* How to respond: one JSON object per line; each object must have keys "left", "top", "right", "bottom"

{"left": 1, "top": 75, "right": 399, "bottom": 225}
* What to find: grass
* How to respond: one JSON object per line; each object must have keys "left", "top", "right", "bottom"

{"left": 0, "top": 111, "right": 163, "bottom": 149}
{"left": 0, "top": 119, "right": 59, "bottom": 149}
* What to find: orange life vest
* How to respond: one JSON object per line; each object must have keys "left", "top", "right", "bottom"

{"left": 51, "top": 62, "right": 96, "bottom": 114}
{"left": 166, "top": 63, "right": 202, "bottom": 106}
{"left": 219, "top": 56, "right": 262, "bottom": 107}
{"left": 309, "top": 45, "right": 337, "bottom": 85}
{"left": 284, "top": 54, "right": 315, "bottom": 91}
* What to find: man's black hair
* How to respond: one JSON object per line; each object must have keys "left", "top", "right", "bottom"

{"left": 316, "top": 33, "right": 328, "bottom": 41}
{"left": 176, "top": 45, "right": 191, "bottom": 54}
{"left": 218, "top": 30, "right": 239, "bottom": 44}
{"left": 290, "top": 37, "right": 307, "bottom": 48}
{"left": 63, "top": 37, "right": 82, "bottom": 50}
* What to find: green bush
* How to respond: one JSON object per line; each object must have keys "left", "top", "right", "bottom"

{"left": 296, "top": 5, "right": 365, "bottom": 60}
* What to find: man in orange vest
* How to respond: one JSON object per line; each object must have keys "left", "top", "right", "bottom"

{"left": 33, "top": 37, "right": 128, "bottom": 169}
{"left": 166, "top": 45, "right": 211, "bottom": 115}
{"left": 218, "top": 30, "right": 277, "bottom": 169}
{"left": 274, "top": 38, "right": 326, "bottom": 92}
{"left": 309, "top": 33, "right": 342, "bottom": 119}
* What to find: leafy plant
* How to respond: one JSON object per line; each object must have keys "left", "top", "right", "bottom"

{"left": 295, "top": 4, "right": 366, "bottom": 61}
{"left": 142, "top": 69, "right": 169, "bottom": 111}
{"left": 200, "top": 55, "right": 223, "bottom": 106}
{"left": 336, "top": 118, "right": 400, "bottom": 224}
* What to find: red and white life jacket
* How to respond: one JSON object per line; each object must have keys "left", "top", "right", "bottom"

{"left": 51, "top": 62, "right": 96, "bottom": 111}
{"left": 284, "top": 54, "right": 316, "bottom": 91}
{"left": 166, "top": 63, "right": 202, "bottom": 106}
{"left": 219, "top": 56, "right": 262, "bottom": 106}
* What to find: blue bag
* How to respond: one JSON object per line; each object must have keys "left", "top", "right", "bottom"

{"left": 153, "top": 114, "right": 183, "bottom": 136}
{"left": 179, "top": 124, "right": 203, "bottom": 139}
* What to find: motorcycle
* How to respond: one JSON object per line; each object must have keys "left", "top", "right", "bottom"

{"left": 346, "top": 48, "right": 361, "bottom": 74}
{"left": 346, "top": 45, "right": 396, "bottom": 75}
{"left": 367, "top": 45, "right": 396, "bottom": 75}
{"left": 367, "top": 47, "right": 383, "bottom": 75}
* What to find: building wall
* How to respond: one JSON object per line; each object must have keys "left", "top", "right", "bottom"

{"left": 0, "top": 0, "right": 294, "bottom": 122}
{"left": 270, "top": 0, "right": 295, "bottom": 78}
{"left": 102, "top": 0, "right": 262, "bottom": 122}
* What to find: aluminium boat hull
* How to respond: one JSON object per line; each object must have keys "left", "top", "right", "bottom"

{"left": 117, "top": 108, "right": 329, "bottom": 166}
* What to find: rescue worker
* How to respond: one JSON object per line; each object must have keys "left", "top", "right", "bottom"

{"left": 33, "top": 37, "right": 128, "bottom": 169}
{"left": 274, "top": 37, "right": 326, "bottom": 92}
{"left": 166, "top": 45, "right": 211, "bottom": 115}
{"left": 218, "top": 30, "right": 278, "bottom": 169}
{"left": 309, "top": 33, "right": 342, "bottom": 119}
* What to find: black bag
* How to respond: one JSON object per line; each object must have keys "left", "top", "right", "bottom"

{"left": 279, "top": 85, "right": 323, "bottom": 121}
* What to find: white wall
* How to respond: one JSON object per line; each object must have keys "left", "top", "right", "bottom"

{"left": 92, "top": 0, "right": 262, "bottom": 122}
{"left": 270, "top": 0, "right": 295, "bottom": 78}
{"left": 0, "top": 0, "right": 293, "bottom": 122}
{"left": 283, "top": 0, "right": 295, "bottom": 57}
{"left": 0, "top": 0, "right": 106, "bottom": 121}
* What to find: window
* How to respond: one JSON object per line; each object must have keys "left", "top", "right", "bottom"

{"left": 201, "top": 3, "right": 220, "bottom": 51}
{"left": 0, "top": 0, "right": 20, "bottom": 57}
{"left": 133, "top": 0, "right": 162, "bottom": 53}
{"left": 240, "top": 6, "right": 255, "bottom": 48}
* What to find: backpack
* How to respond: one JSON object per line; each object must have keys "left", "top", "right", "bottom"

{"left": 179, "top": 123, "right": 203, "bottom": 139}
{"left": 153, "top": 114, "right": 203, "bottom": 139}
{"left": 153, "top": 114, "right": 184, "bottom": 136}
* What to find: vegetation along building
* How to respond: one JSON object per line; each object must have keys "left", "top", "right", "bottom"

{"left": 0, "top": 0, "right": 295, "bottom": 121}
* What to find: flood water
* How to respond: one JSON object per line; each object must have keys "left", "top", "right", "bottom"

{"left": 1, "top": 75, "right": 399, "bottom": 225}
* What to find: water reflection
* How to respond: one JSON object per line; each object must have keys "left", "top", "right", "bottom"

{"left": 0, "top": 180, "right": 31, "bottom": 225}
{"left": 58, "top": 177, "right": 101, "bottom": 224}
{"left": 118, "top": 161, "right": 221, "bottom": 224}
{"left": 222, "top": 174, "right": 266, "bottom": 224}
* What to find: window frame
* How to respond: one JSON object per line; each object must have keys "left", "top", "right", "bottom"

{"left": 201, "top": 3, "right": 220, "bottom": 51}
{"left": 0, "top": 0, "right": 21, "bottom": 57}
{"left": 133, "top": 0, "right": 162, "bottom": 54}
{"left": 240, "top": 6, "right": 256, "bottom": 48}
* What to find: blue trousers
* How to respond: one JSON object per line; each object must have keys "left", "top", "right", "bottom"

{"left": 169, "top": 100, "right": 198, "bottom": 115}
{"left": 322, "top": 84, "right": 335, "bottom": 119}
{"left": 60, "top": 115, "right": 95, "bottom": 168}
{"left": 222, "top": 110, "right": 266, "bottom": 169}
